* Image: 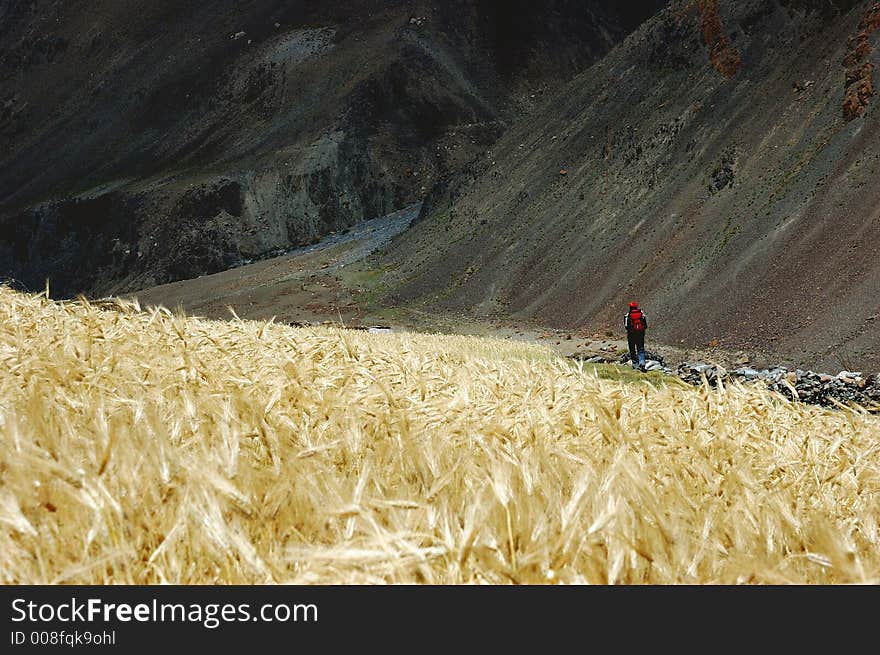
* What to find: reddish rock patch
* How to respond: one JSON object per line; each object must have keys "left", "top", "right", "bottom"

{"left": 843, "top": 2, "right": 880, "bottom": 121}
{"left": 696, "top": 0, "right": 742, "bottom": 78}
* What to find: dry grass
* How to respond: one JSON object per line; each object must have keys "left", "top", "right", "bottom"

{"left": 1, "top": 287, "right": 879, "bottom": 584}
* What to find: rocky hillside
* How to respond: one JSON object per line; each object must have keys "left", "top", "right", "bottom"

{"left": 380, "top": 0, "right": 880, "bottom": 372}
{"left": 0, "top": 0, "right": 663, "bottom": 297}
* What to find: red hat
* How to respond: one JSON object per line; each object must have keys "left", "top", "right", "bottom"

{"left": 629, "top": 301, "right": 639, "bottom": 308}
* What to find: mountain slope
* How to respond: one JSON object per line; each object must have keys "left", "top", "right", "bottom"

{"left": 0, "top": 0, "right": 663, "bottom": 297}
{"left": 380, "top": 0, "right": 880, "bottom": 371}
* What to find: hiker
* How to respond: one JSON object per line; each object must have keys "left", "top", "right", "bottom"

{"left": 625, "top": 301, "right": 648, "bottom": 370}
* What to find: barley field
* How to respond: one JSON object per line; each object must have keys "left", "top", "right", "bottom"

{"left": 1, "top": 287, "right": 879, "bottom": 584}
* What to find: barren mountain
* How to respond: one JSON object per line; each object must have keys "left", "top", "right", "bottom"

{"left": 380, "top": 0, "right": 880, "bottom": 371}
{"left": 0, "top": 0, "right": 662, "bottom": 297}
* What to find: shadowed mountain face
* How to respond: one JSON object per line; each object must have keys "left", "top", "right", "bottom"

{"left": 0, "top": 0, "right": 664, "bottom": 297}
{"left": 381, "top": 0, "right": 880, "bottom": 371}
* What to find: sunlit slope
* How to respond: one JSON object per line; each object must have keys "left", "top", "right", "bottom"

{"left": 1, "top": 287, "right": 878, "bottom": 584}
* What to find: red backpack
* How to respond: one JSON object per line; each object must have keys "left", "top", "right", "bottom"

{"left": 629, "top": 309, "right": 646, "bottom": 332}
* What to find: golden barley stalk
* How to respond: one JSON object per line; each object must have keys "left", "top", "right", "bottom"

{"left": 0, "top": 287, "right": 879, "bottom": 584}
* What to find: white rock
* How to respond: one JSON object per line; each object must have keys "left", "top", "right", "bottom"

{"left": 733, "top": 368, "right": 762, "bottom": 378}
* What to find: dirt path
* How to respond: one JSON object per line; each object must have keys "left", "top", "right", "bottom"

{"left": 132, "top": 204, "right": 421, "bottom": 327}
{"left": 279, "top": 203, "right": 422, "bottom": 271}
{"left": 131, "top": 202, "right": 757, "bottom": 369}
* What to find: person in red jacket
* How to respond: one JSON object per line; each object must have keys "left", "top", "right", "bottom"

{"left": 624, "top": 301, "right": 648, "bottom": 370}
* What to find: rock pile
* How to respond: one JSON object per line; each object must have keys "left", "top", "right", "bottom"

{"left": 675, "top": 365, "right": 880, "bottom": 409}
{"left": 570, "top": 351, "right": 880, "bottom": 410}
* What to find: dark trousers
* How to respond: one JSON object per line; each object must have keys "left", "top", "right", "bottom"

{"left": 628, "top": 331, "right": 646, "bottom": 367}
